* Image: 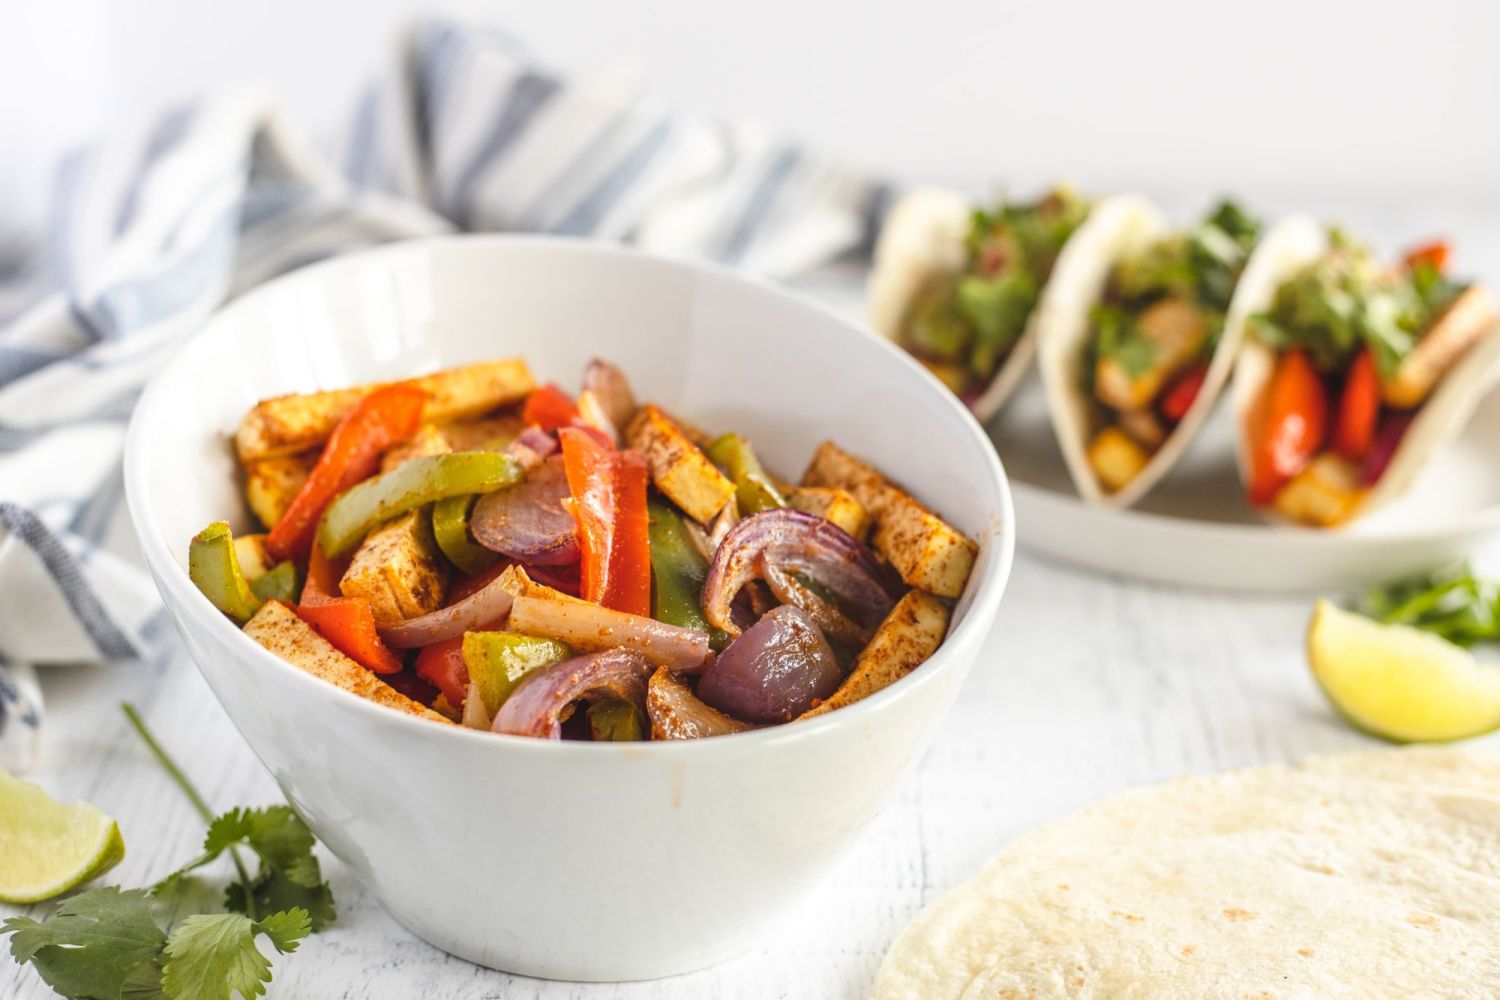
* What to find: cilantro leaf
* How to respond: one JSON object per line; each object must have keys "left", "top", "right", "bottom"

{"left": 159, "top": 910, "right": 307, "bottom": 1000}
{"left": 159, "top": 807, "right": 335, "bottom": 931}
{"left": 1362, "top": 563, "right": 1500, "bottom": 647}
{"left": 119, "top": 958, "right": 169, "bottom": 1000}
{"left": 3, "top": 887, "right": 167, "bottom": 1000}
{"left": 224, "top": 868, "right": 336, "bottom": 933}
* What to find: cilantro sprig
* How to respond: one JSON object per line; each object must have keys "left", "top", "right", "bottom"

{"left": 2, "top": 704, "right": 336, "bottom": 1000}
{"left": 1362, "top": 563, "right": 1500, "bottom": 648}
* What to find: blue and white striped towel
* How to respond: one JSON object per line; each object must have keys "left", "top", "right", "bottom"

{"left": 0, "top": 22, "right": 888, "bottom": 770}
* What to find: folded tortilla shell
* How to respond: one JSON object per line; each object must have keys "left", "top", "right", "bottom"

{"left": 868, "top": 186, "right": 1084, "bottom": 423}
{"left": 1231, "top": 216, "right": 1500, "bottom": 524}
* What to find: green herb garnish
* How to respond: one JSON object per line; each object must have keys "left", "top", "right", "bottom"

{"left": 1250, "top": 233, "right": 1467, "bottom": 377}
{"left": 906, "top": 186, "right": 1089, "bottom": 395}
{"left": 1361, "top": 563, "right": 1500, "bottom": 648}
{"left": 3, "top": 705, "right": 335, "bottom": 999}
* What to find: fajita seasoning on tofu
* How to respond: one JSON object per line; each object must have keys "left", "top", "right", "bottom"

{"left": 191, "top": 357, "right": 978, "bottom": 740}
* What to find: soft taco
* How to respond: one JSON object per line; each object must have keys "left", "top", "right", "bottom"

{"left": 1232, "top": 220, "right": 1500, "bottom": 527}
{"left": 1037, "top": 196, "right": 1263, "bottom": 505}
{"left": 868, "top": 185, "right": 1091, "bottom": 421}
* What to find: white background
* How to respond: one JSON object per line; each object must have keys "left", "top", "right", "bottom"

{"left": 5, "top": 0, "right": 1499, "bottom": 240}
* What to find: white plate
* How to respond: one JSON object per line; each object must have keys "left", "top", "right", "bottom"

{"left": 989, "top": 377, "right": 1500, "bottom": 592}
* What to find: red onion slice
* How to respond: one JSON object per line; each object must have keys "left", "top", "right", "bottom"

{"left": 507, "top": 592, "right": 712, "bottom": 673}
{"left": 701, "top": 509, "right": 897, "bottom": 639}
{"left": 575, "top": 391, "right": 619, "bottom": 444}
{"left": 461, "top": 680, "right": 491, "bottom": 730}
{"left": 506, "top": 426, "right": 559, "bottom": 471}
{"left": 707, "top": 495, "right": 739, "bottom": 550}
{"left": 697, "top": 605, "right": 842, "bottom": 723}
{"left": 470, "top": 455, "right": 579, "bottom": 566}
{"left": 581, "top": 358, "right": 637, "bottom": 431}
{"left": 378, "top": 572, "right": 515, "bottom": 649}
{"left": 762, "top": 561, "right": 867, "bottom": 647}
{"left": 1361, "top": 411, "right": 1413, "bottom": 487}
{"left": 646, "top": 667, "right": 757, "bottom": 739}
{"left": 492, "top": 649, "right": 654, "bottom": 739}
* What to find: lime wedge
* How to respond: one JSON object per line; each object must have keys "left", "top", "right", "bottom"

{"left": 1307, "top": 598, "right": 1500, "bottom": 743}
{"left": 0, "top": 769, "right": 124, "bottom": 903}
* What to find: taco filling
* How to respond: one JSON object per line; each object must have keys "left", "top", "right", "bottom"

{"left": 900, "top": 187, "right": 1089, "bottom": 401}
{"left": 1080, "top": 201, "right": 1261, "bottom": 494}
{"left": 1244, "top": 234, "right": 1496, "bottom": 526}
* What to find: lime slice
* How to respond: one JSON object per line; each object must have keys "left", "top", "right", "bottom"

{"left": 1307, "top": 598, "right": 1500, "bottom": 743}
{"left": 0, "top": 769, "right": 124, "bottom": 903}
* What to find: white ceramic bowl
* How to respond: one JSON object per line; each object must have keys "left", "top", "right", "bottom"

{"left": 123, "top": 236, "right": 1014, "bottom": 981}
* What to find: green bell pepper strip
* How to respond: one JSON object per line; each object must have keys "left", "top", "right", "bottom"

{"left": 432, "top": 494, "right": 500, "bottom": 575}
{"left": 317, "top": 452, "right": 522, "bottom": 558}
{"left": 461, "top": 631, "right": 573, "bottom": 717}
{"left": 189, "top": 521, "right": 263, "bottom": 624}
{"left": 248, "top": 560, "right": 301, "bottom": 604}
{"left": 647, "top": 499, "right": 732, "bottom": 650}
{"left": 706, "top": 433, "right": 786, "bottom": 515}
{"left": 587, "top": 698, "right": 646, "bottom": 741}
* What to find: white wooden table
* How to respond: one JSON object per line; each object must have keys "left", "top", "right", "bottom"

{"left": 4, "top": 546, "right": 1409, "bottom": 1000}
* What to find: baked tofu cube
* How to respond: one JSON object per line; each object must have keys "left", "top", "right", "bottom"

{"left": 800, "top": 441, "right": 977, "bottom": 598}
{"left": 1272, "top": 453, "right": 1366, "bottom": 527}
{"left": 235, "top": 358, "right": 535, "bottom": 462}
{"left": 233, "top": 533, "right": 273, "bottom": 580}
{"left": 787, "top": 486, "right": 870, "bottom": 541}
{"left": 339, "top": 511, "right": 447, "bottom": 625}
{"left": 799, "top": 591, "right": 950, "bottom": 718}
{"left": 872, "top": 496, "right": 976, "bottom": 599}
{"left": 626, "top": 404, "right": 734, "bottom": 523}
{"left": 244, "top": 451, "right": 315, "bottom": 530}
{"left": 1094, "top": 297, "right": 1208, "bottom": 412}
{"left": 380, "top": 423, "right": 451, "bottom": 473}
{"left": 1086, "top": 426, "right": 1150, "bottom": 494}
{"left": 1382, "top": 284, "right": 1498, "bottom": 408}
{"left": 243, "top": 601, "right": 449, "bottom": 723}
{"left": 800, "top": 440, "right": 893, "bottom": 518}
{"left": 440, "top": 413, "right": 525, "bottom": 452}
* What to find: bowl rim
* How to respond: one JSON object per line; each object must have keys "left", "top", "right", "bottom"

{"left": 123, "top": 233, "right": 1016, "bottom": 757}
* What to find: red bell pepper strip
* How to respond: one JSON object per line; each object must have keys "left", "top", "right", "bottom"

{"left": 1402, "top": 240, "right": 1449, "bottom": 275}
{"left": 266, "top": 384, "right": 427, "bottom": 562}
{"left": 1332, "top": 348, "right": 1381, "bottom": 462}
{"left": 558, "top": 427, "right": 651, "bottom": 616}
{"left": 522, "top": 384, "right": 581, "bottom": 431}
{"left": 1247, "top": 349, "right": 1329, "bottom": 506}
{"left": 1158, "top": 362, "right": 1208, "bottom": 424}
{"left": 293, "top": 540, "right": 404, "bottom": 675}
{"left": 415, "top": 636, "right": 468, "bottom": 707}
{"left": 299, "top": 541, "right": 345, "bottom": 606}
{"left": 295, "top": 600, "right": 404, "bottom": 675}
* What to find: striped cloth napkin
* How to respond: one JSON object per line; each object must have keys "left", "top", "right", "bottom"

{"left": 0, "top": 21, "right": 888, "bottom": 770}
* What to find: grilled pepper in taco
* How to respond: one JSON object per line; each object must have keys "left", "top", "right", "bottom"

{"left": 1235, "top": 225, "right": 1499, "bottom": 527}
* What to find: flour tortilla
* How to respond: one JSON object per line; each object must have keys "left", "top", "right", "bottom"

{"left": 1035, "top": 195, "right": 1274, "bottom": 508}
{"left": 867, "top": 186, "right": 1089, "bottom": 423}
{"left": 960, "top": 833, "right": 1500, "bottom": 999}
{"left": 873, "top": 747, "right": 1500, "bottom": 1000}
{"left": 1231, "top": 216, "right": 1500, "bottom": 524}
